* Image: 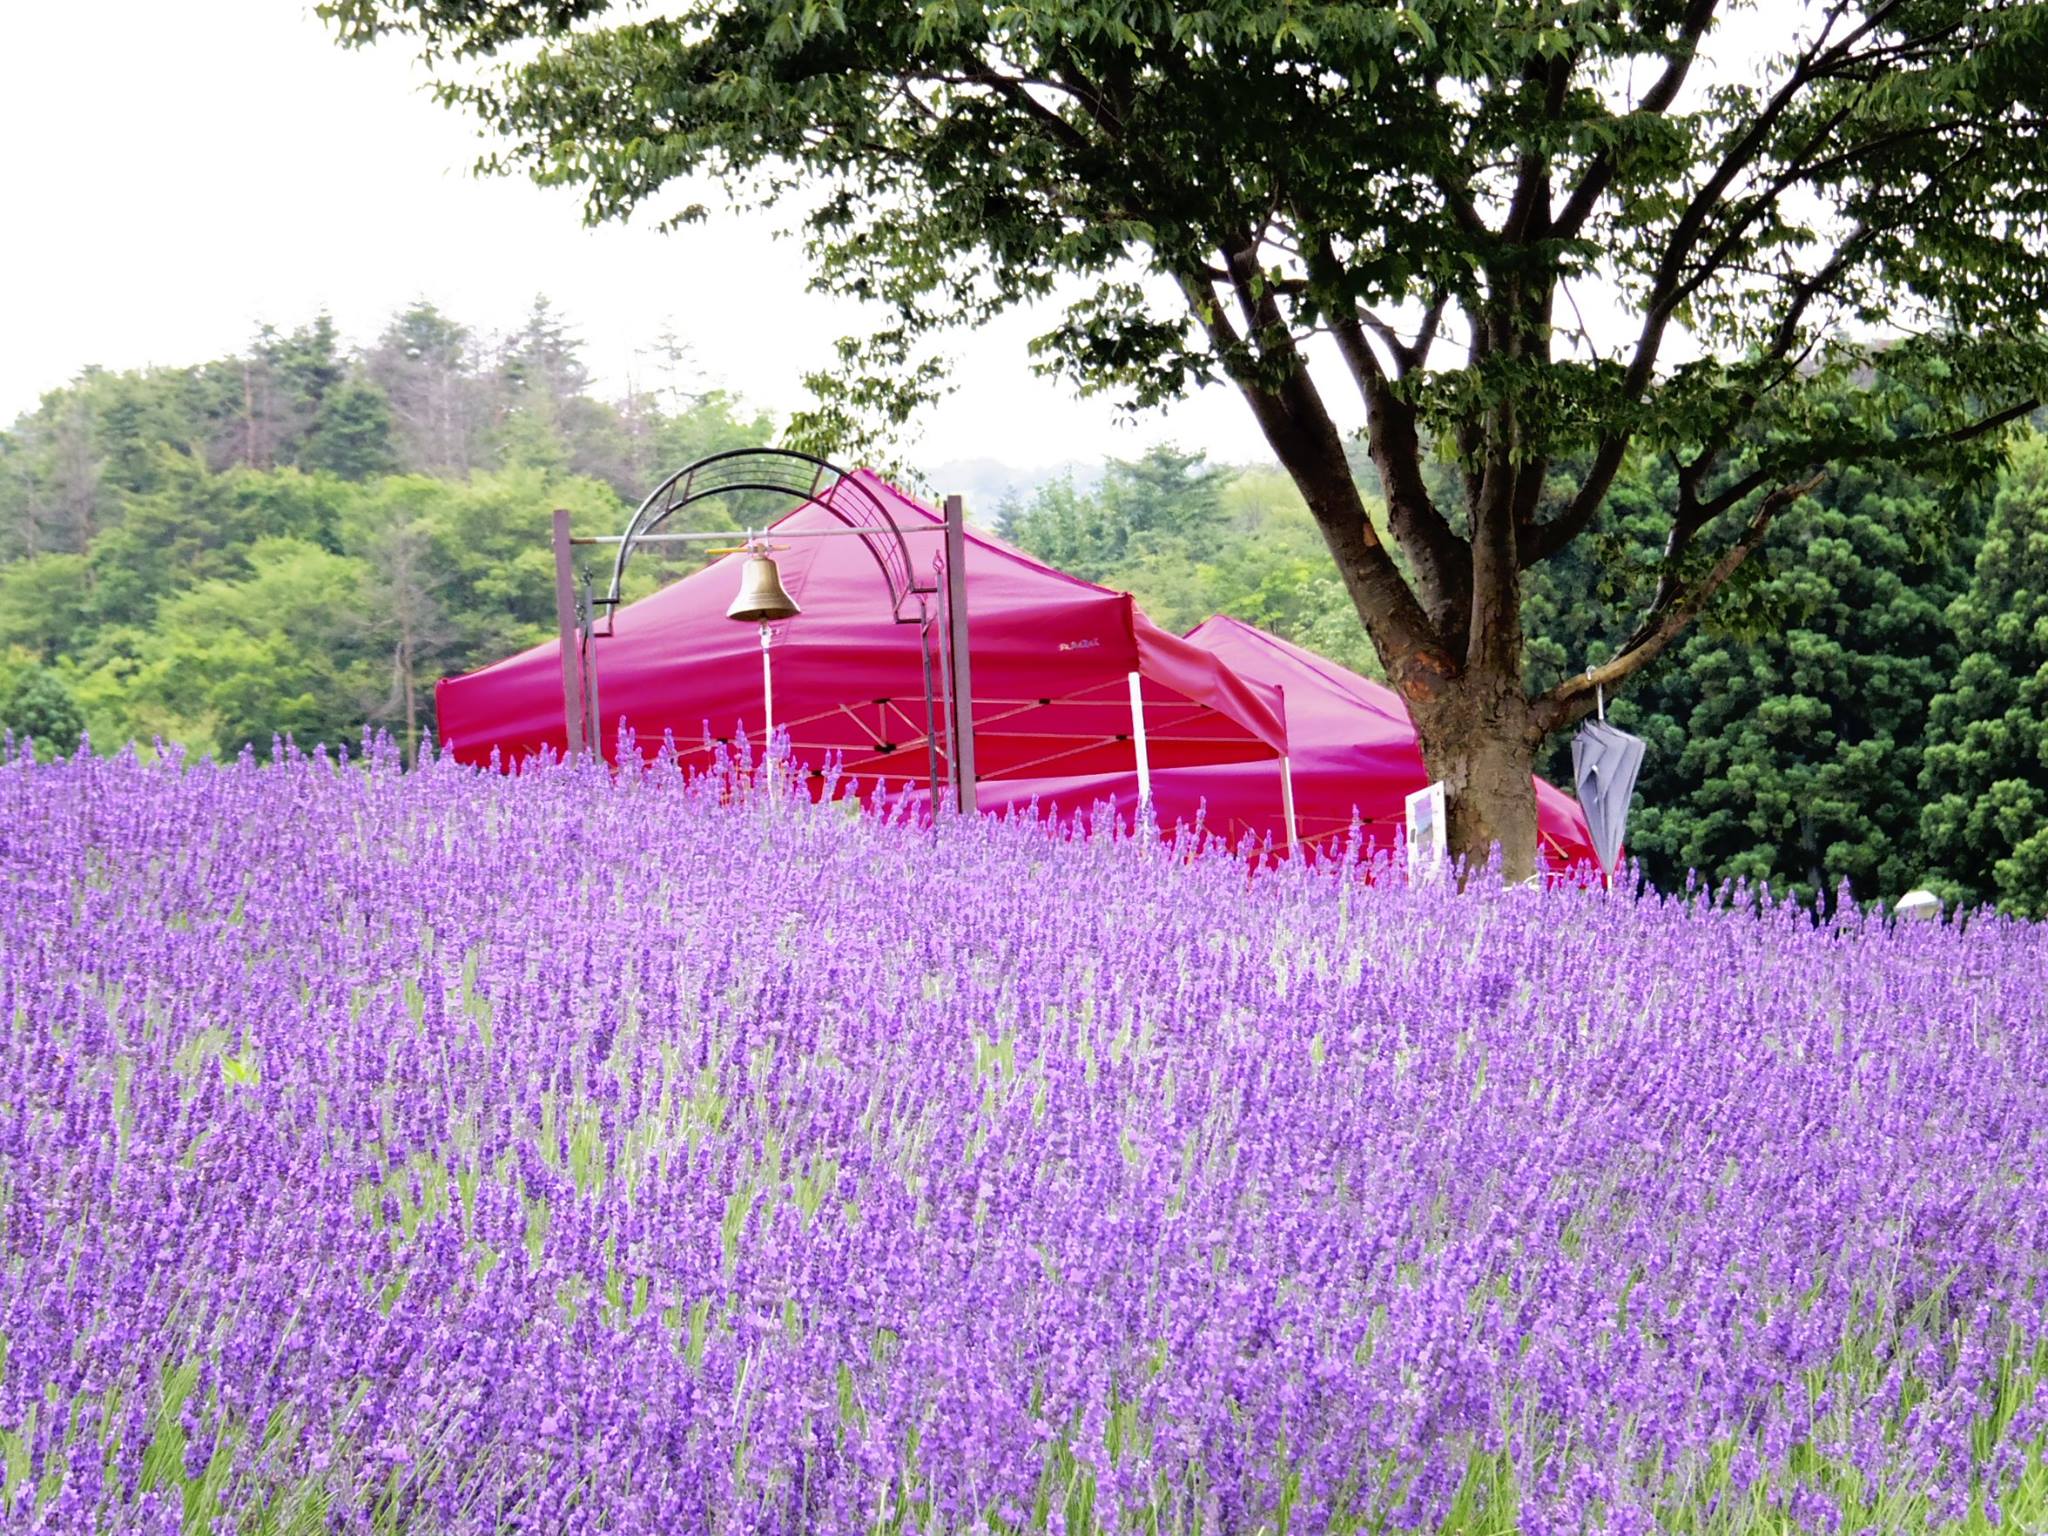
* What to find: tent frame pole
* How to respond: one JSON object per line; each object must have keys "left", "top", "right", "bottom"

{"left": 917, "top": 599, "right": 944, "bottom": 819}
{"left": 1127, "top": 670, "right": 1152, "bottom": 829}
{"left": 552, "top": 509, "right": 586, "bottom": 758}
{"left": 929, "top": 563, "right": 958, "bottom": 811}
{"left": 580, "top": 573, "right": 601, "bottom": 757}
{"left": 1281, "top": 755, "right": 1298, "bottom": 854}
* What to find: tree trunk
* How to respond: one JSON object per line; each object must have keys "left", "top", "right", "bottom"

{"left": 1407, "top": 672, "right": 1542, "bottom": 881}
{"left": 1245, "top": 401, "right": 1549, "bottom": 878}
{"left": 1212, "top": 315, "right": 1549, "bottom": 883}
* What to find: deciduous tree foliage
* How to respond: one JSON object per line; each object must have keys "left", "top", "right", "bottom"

{"left": 1000, "top": 445, "right": 1391, "bottom": 678}
{"left": 0, "top": 665, "right": 85, "bottom": 762}
{"left": 0, "top": 304, "right": 775, "bottom": 762}
{"left": 324, "top": 0, "right": 2048, "bottom": 874}
{"left": 1021, "top": 435, "right": 2034, "bottom": 911}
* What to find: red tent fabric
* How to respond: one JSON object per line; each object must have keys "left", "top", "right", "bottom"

{"left": 959, "top": 615, "right": 1599, "bottom": 868}
{"left": 436, "top": 473, "right": 1287, "bottom": 789}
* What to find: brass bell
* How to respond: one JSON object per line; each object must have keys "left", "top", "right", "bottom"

{"left": 726, "top": 553, "right": 801, "bottom": 624}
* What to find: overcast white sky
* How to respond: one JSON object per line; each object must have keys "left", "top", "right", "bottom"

{"left": 1, "top": 0, "right": 1281, "bottom": 469}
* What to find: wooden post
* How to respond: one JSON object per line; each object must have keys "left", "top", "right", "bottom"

{"left": 551, "top": 508, "right": 585, "bottom": 758}
{"left": 942, "top": 494, "right": 978, "bottom": 814}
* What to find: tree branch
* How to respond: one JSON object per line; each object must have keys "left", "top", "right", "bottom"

{"left": 1520, "top": 3, "right": 1923, "bottom": 570}
{"left": 1552, "top": 0, "right": 1722, "bottom": 242}
{"left": 1411, "top": 291, "right": 1449, "bottom": 370}
{"left": 1328, "top": 301, "right": 1472, "bottom": 644}
{"left": 1647, "top": 394, "right": 2037, "bottom": 639}
{"left": 1533, "top": 379, "right": 2034, "bottom": 732}
{"left": 968, "top": 71, "right": 1097, "bottom": 155}
{"left": 1173, "top": 264, "right": 1451, "bottom": 686}
{"left": 1357, "top": 300, "right": 1446, "bottom": 379}
{"left": 1532, "top": 471, "right": 1825, "bottom": 730}
{"left": 1502, "top": 53, "right": 1569, "bottom": 245}
{"left": 1699, "top": 395, "right": 2040, "bottom": 526}
{"left": 1433, "top": 174, "right": 1489, "bottom": 242}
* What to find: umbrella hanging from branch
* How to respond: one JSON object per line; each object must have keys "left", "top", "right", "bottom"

{"left": 1572, "top": 699, "right": 1646, "bottom": 881}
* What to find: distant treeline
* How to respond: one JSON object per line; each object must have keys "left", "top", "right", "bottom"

{"left": 2, "top": 308, "right": 2044, "bottom": 915}
{"left": 0, "top": 299, "right": 772, "bottom": 767}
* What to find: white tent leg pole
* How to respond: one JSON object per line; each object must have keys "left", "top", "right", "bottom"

{"left": 1127, "top": 670, "right": 1152, "bottom": 831}
{"left": 1280, "top": 753, "right": 1298, "bottom": 855}
{"left": 759, "top": 622, "right": 775, "bottom": 778}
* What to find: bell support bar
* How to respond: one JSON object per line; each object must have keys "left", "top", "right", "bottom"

{"left": 556, "top": 524, "right": 946, "bottom": 762}
{"left": 567, "top": 526, "right": 946, "bottom": 545}
{"left": 598, "top": 450, "right": 932, "bottom": 634}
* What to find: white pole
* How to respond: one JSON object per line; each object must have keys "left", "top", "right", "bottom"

{"left": 759, "top": 621, "right": 778, "bottom": 802}
{"left": 1280, "top": 754, "right": 1298, "bottom": 854}
{"left": 1127, "top": 670, "right": 1152, "bottom": 828}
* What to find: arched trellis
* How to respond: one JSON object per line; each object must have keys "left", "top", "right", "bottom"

{"left": 595, "top": 448, "right": 934, "bottom": 635}
{"left": 552, "top": 448, "right": 978, "bottom": 811}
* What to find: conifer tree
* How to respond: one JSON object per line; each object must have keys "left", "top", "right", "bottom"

{"left": 1920, "top": 433, "right": 2048, "bottom": 916}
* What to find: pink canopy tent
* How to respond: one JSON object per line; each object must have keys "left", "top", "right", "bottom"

{"left": 436, "top": 473, "right": 1288, "bottom": 791}
{"left": 959, "top": 615, "right": 1598, "bottom": 868}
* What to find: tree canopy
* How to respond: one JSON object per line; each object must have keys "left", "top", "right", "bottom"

{"left": 1005, "top": 430, "right": 2048, "bottom": 914}
{"left": 323, "top": 0, "right": 2048, "bottom": 874}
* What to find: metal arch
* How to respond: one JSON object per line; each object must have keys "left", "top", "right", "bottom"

{"left": 596, "top": 448, "right": 933, "bottom": 633}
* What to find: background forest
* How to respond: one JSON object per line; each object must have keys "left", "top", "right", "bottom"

{"left": 3, "top": 304, "right": 2044, "bottom": 916}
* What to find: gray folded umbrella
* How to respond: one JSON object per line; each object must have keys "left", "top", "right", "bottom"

{"left": 1572, "top": 719, "right": 1646, "bottom": 877}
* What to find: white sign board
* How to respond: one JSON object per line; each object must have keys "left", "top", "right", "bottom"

{"left": 1405, "top": 781, "right": 1447, "bottom": 881}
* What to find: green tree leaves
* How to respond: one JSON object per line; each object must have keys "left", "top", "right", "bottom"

{"left": 0, "top": 664, "right": 84, "bottom": 761}
{"left": 1920, "top": 433, "right": 2048, "bottom": 916}
{"left": 320, "top": 0, "right": 2048, "bottom": 874}
{"left": 999, "top": 447, "right": 1387, "bottom": 677}
{"left": 0, "top": 302, "right": 777, "bottom": 763}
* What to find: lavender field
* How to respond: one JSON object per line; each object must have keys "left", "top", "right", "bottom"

{"left": 3, "top": 742, "right": 2046, "bottom": 1535}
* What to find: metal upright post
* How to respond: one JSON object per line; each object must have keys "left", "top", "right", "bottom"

{"left": 931, "top": 569, "right": 958, "bottom": 809}
{"left": 551, "top": 509, "right": 586, "bottom": 758}
{"left": 760, "top": 620, "right": 778, "bottom": 800}
{"left": 917, "top": 602, "right": 943, "bottom": 816}
{"left": 580, "top": 572, "right": 602, "bottom": 758}
{"left": 942, "top": 495, "right": 978, "bottom": 814}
